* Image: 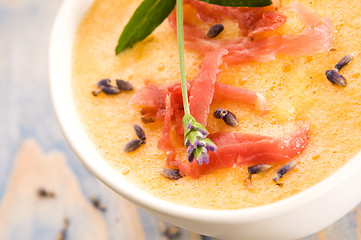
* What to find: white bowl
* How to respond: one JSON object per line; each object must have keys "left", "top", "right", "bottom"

{"left": 49, "top": 0, "right": 361, "bottom": 239}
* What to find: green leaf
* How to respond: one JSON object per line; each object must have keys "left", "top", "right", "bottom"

{"left": 198, "top": 0, "right": 272, "bottom": 7}
{"left": 115, "top": 0, "right": 176, "bottom": 55}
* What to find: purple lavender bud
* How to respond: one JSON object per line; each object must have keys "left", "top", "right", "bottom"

{"left": 96, "top": 78, "right": 112, "bottom": 87}
{"left": 196, "top": 128, "right": 207, "bottom": 136}
{"left": 206, "top": 24, "right": 224, "bottom": 38}
{"left": 188, "top": 152, "right": 195, "bottom": 163}
{"left": 206, "top": 144, "right": 216, "bottom": 152}
{"left": 187, "top": 121, "right": 192, "bottom": 131}
{"left": 92, "top": 89, "right": 102, "bottom": 96}
{"left": 224, "top": 111, "right": 239, "bottom": 127}
{"left": 116, "top": 79, "right": 134, "bottom": 92}
{"left": 141, "top": 117, "right": 155, "bottom": 124}
{"left": 185, "top": 131, "right": 203, "bottom": 147}
{"left": 198, "top": 141, "right": 206, "bottom": 147}
{"left": 213, "top": 108, "right": 228, "bottom": 119}
{"left": 123, "top": 139, "right": 144, "bottom": 152}
{"left": 202, "top": 153, "right": 209, "bottom": 164}
{"left": 325, "top": 69, "right": 347, "bottom": 87}
{"left": 248, "top": 164, "right": 271, "bottom": 174}
{"left": 214, "top": 108, "right": 238, "bottom": 127}
{"left": 335, "top": 54, "right": 353, "bottom": 71}
{"left": 161, "top": 168, "right": 182, "bottom": 180}
{"left": 101, "top": 86, "right": 121, "bottom": 95}
{"left": 187, "top": 145, "right": 194, "bottom": 154}
{"left": 273, "top": 160, "right": 297, "bottom": 182}
{"left": 133, "top": 124, "right": 146, "bottom": 141}
{"left": 195, "top": 148, "right": 208, "bottom": 165}
{"left": 191, "top": 139, "right": 199, "bottom": 148}
{"left": 196, "top": 152, "right": 208, "bottom": 165}
{"left": 196, "top": 157, "right": 203, "bottom": 165}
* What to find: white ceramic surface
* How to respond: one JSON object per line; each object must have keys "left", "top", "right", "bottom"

{"left": 49, "top": 0, "right": 361, "bottom": 239}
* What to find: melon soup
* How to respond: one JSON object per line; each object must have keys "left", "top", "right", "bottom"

{"left": 71, "top": 0, "right": 361, "bottom": 210}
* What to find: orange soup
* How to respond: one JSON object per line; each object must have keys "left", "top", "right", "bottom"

{"left": 72, "top": 0, "right": 361, "bottom": 209}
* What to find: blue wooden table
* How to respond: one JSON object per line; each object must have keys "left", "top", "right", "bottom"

{"left": 1, "top": 0, "right": 361, "bottom": 239}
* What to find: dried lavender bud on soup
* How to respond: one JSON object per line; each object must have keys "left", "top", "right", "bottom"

{"left": 161, "top": 168, "right": 182, "bottom": 180}
{"left": 101, "top": 86, "right": 122, "bottom": 95}
{"left": 325, "top": 69, "right": 347, "bottom": 87}
{"left": 248, "top": 164, "right": 271, "bottom": 174}
{"left": 223, "top": 111, "right": 239, "bottom": 127}
{"left": 335, "top": 54, "right": 353, "bottom": 71}
{"left": 213, "top": 108, "right": 228, "bottom": 119}
{"left": 206, "top": 24, "right": 224, "bottom": 38}
{"left": 133, "top": 123, "right": 146, "bottom": 141}
{"left": 116, "top": 79, "right": 134, "bottom": 92}
{"left": 123, "top": 139, "right": 144, "bottom": 152}
{"left": 96, "top": 78, "right": 112, "bottom": 87}
{"left": 273, "top": 160, "right": 297, "bottom": 182}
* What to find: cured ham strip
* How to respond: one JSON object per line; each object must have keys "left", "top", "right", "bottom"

{"left": 189, "top": 49, "right": 228, "bottom": 126}
{"left": 130, "top": 81, "right": 266, "bottom": 120}
{"left": 208, "top": 131, "right": 273, "bottom": 146}
{"left": 168, "top": 0, "right": 286, "bottom": 52}
{"left": 225, "top": 2, "right": 333, "bottom": 63}
{"left": 182, "top": 0, "right": 285, "bottom": 36}
{"left": 168, "top": 1, "right": 333, "bottom": 63}
{"left": 157, "top": 95, "right": 175, "bottom": 154}
{"left": 129, "top": 83, "right": 166, "bottom": 110}
{"left": 223, "top": 21, "right": 333, "bottom": 64}
{"left": 168, "top": 10, "right": 217, "bottom": 53}
{"left": 214, "top": 82, "right": 268, "bottom": 114}
{"left": 130, "top": 83, "right": 167, "bottom": 121}
{"left": 286, "top": 1, "right": 326, "bottom": 27}
{"left": 251, "top": 11, "right": 288, "bottom": 35}
{"left": 168, "top": 126, "right": 309, "bottom": 178}
{"left": 168, "top": 9, "right": 286, "bottom": 53}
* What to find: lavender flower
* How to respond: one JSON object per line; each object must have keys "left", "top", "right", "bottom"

{"left": 182, "top": 114, "right": 217, "bottom": 165}
{"left": 92, "top": 79, "right": 134, "bottom": 96}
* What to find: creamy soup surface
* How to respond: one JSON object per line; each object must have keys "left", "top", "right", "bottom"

{"left": 72, "top": 0, "right": 361, "bottom": 209}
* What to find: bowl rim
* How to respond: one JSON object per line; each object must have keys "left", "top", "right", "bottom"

{"left": 49, "top": 0, "right": 361, "bottom": 225}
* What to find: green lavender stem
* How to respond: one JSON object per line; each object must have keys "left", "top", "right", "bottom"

{"left": 176, "top": 0, "right": 217, "bottom": 165}
{"left": 176, "top": 0, "right": 190, "bottom": 115}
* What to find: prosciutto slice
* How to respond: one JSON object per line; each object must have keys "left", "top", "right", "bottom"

{"left": 168, "top": 1, "right": 333, "bottom": 63}
{"left": 214, "top": 82, "right": 268, "bottom": 114}
{"left": 130, "top": 81, "right": 267, "bottom": 122}
{"left": 181, "top": 0, "right": 286, "bottom": 36}
{"left": 168, "top": 126, "right": 309, "bottom": 178}
{"left": 189, "top": 49, "right": 228, "bottom": 126}
{"left": 157, "top": 95, "right": 174, "bottom": 152}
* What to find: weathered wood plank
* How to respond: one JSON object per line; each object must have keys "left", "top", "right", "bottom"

{"left": 0, "top": 140, "right": 109, "bottom": 240}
